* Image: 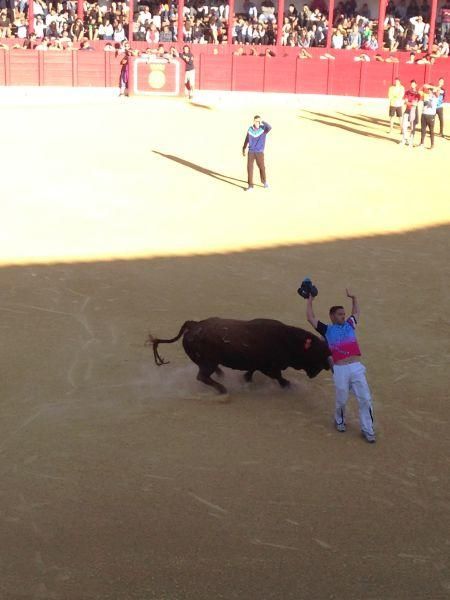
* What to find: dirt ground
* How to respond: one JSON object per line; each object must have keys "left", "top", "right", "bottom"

{"left": 1, "top": 89, "right": 449, "bottom": 600}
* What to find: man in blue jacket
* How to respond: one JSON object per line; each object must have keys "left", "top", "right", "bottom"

{"left": 242, "top": 116, "right": 272, "bottom": 191}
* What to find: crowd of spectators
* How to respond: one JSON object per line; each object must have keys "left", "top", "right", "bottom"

{"left": 0, "top": 0, "right": 449, "bottom": 55}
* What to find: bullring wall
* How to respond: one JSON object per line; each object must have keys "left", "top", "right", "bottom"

{"left": 1, "top": 44, "right": 450, "bottom": 97}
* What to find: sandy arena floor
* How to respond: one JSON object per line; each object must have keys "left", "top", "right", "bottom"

{"left": 0, "top": 88, "right": 449, "bottom": 600}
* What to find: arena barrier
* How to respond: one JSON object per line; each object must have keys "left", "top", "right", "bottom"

{"left": 1, "top": 45, "right": 450, "bottom": 98}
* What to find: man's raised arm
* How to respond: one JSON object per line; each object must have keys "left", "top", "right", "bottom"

{"left": 306, "top": 295, "right": 318, "bottom": 329}
{"left": 346, "top": 288, "right": 360, "bottom": 321}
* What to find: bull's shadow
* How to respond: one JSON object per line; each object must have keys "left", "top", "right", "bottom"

{"left": 152, "top": 150, "right": 259, "bottom": 190}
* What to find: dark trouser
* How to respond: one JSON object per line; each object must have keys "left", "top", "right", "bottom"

{"left": 436, "top": 107, "right": 444, "bottom": 135}
{"left": 420, "top": 114, "right": 435, "bottom": 147}
{"left": 247, "top": 151, "right": 266, "bottom": 186}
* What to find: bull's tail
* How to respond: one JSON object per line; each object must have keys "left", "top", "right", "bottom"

{"left": 145, "top": 321, "right": 196, "bottom": 366}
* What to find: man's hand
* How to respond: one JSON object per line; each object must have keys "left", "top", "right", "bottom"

{"left": 242, "top": 148, "right": 246, "bottom": 156}
{"left": 346, "top": 288, "right": 356, "bottom": 299}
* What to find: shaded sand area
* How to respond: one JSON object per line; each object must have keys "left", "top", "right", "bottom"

{"left": 0, "top": 90, "right": 449, "bottom": 599}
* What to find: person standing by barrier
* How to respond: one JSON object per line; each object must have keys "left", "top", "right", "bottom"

{"left": 436, "top": 78, "right": 446, "bottom": 138}
{"left": 179, "top": 45, "right": 195, "bottom": 100}
{"left": 400, "top": 79, "right": 420, "bottom": 146}
{"left": 419, "top": 85, "right": 439, "bottom": 149}
{"left": 119, "top": 54, "right": 130, "bottom": 97}
{"left": 388, "top": 77, "right": 405, "bottom": 134}
{"left": 242, "top": 116, "right": 272, "bottom": 191}
{"left": 306, "top": 288, "right": 376, "bottom": 444}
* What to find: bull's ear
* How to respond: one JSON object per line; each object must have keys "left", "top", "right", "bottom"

{"left": 304, "top": 337, "right": 312, "bottom": 350}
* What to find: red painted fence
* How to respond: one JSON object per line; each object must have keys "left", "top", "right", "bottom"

{"left": 1, "top": 46, "right": 450, "bottom": 98}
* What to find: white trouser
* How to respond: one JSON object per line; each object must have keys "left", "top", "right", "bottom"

{"left": 333, "top": 362, "right": 374, "bottom": 435}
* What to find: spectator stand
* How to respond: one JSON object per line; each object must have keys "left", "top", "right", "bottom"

{"left": 1, "top": 0, "right": 450, "bottom": 95}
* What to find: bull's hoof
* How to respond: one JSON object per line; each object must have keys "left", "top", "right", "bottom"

{"left": 216, "top": 384, "right": 228, "bottom": 395}
{"left": 218, "top": 392, "right": 230, "bottom": 403}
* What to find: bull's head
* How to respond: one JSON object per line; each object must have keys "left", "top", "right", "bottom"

{"left": 301, "top": 335, "right": 333, "bottom": 378}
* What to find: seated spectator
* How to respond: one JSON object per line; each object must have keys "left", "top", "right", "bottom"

{"left": 363, "top": 32, "right": 378, "bottom": 49}
{"left": 281, "top": 17, "right": 292, "bottom": 45}
{"left": 60, "top": 23, "right": 71, "bottom": 42}
{"left": 34, "top": 15, "right": 46, "bottom": 38}
{"left": 347, "top": 23, "right": 362, "bottom": 49}
{"left": 415, "top": 51, "right": 434, "bottom": 62}
{"left": 286, "top": 3, "right": 298, "bottom": 23}
{"left": 184, "top": 18, "right": 194, "bottom": 42}
{"left": 35, "top": 38, "right": 49, "bottom": 50}
{"left": 260, "top": 0, "right": 275, "bottom": 23}
{"left": 243, "top": 0, "right": 258, "bottom": 20}
{"left": 48, "top": 37, "right": 63, "bottom": 50}
{"left": 14, "top": 15, "right": 28, "bottom": 39}
{"left": 309, "top": 22, "right": 325, "bottom": 46}
{"left": 396, "top": 0, "right": 408, "bottom": 20}
{"left": 80, "top": 39, "right": 95, "bottom": 50}
{"left": 298, "top": 48, "right": 312, "bottom": 58}
{"left": 12, "top": 36, "right": 34, "bottom": 49}
{"left": 70, "top": 18, "right": 85, "bottom": 41}
{"left": 359, "top": 2, "right": 370, "bottom": 18}
{"left": 145, "top": 22, "right": 159, "bottom": 43}
{"left": 99, "top": 18, "right": 114, "bottom": 40}
{"left": 0, "top": 9, "right": 12, "bottom": 38}
{"left": 405, "top": 32, "right": 421, "bottom": 51}
{"left": 332, "top": 25, "right": 345, "bottom": 48}
{"left": 113, "top": 22, "right": 127, "bottom": 43}
{"left": 47, "top": 22, "right": 60, "bottom": 39}
{"left": 87, "top": 16, "right": 99, "bottom": 40}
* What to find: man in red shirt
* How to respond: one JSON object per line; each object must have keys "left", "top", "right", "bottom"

{"left": 401, "top": 79, "right": 421, "bottom": 146}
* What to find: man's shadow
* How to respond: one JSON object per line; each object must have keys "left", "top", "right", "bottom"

{"left": 153, "top": 151, "right": 258, "bottom": 190}
{"left": 299, "top": 111, "right": 399, "bottom": 143}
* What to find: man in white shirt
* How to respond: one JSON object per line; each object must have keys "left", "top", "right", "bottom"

{"left": 409, "top": 15, "right": 429, "bottom": 43}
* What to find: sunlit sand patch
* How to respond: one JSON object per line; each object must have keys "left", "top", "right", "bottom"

{"left": 1, "top": 90, "right": 449, "bottom": 266}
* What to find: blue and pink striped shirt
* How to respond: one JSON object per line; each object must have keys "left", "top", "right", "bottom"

{"left": 316, "top": 316, "right": 362, "bottom": 363}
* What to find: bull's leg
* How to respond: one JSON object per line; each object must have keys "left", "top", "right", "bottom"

{"left": 261, "top": 368, "right": 291, "bottom": 388}
{"left": 215, "top": 367, "right": 225, "bottom": 378}
{"left": 244, "top": 370, "right": 254, "bottom": 382}
{"left": 197, "top": 366, "right": 227, "bottom": 395}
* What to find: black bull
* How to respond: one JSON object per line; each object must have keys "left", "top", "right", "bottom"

{"left": 147, "top": 318, "right": 332, "bottom": 394}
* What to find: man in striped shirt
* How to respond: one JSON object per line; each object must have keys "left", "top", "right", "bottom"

{"left": 306, "top": 288, "right": 376, "bottom": 443}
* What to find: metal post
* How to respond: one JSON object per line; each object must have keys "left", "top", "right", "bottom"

{"left": 377, "top": 0, "right": 387, "bottom": 51}
{"left": 77, "top": 0, "right": 84, "bottom": 22}
{"left": 28, "top": 0, "right": 34, "bottom": 35}
{"left": 128, "top": 0, "right": 133, "bottom": 42}
{"left": 178, "top": 0, "right": 185, "bottom": 43}
{"left": 326, "top": 0, "right": 335, "bottom": 48}
{"left": 275, "top": 0, "right": 285, "bottom": 46}
{"left": 427, "top": 0, "right": 438, "bottom": 51}
{"left": 227, "top": 0, "right": 235, "bottom": 45}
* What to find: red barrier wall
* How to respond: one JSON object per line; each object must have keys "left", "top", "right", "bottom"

{"left": 1, "top": 46, "right": 450, "bottom": 98}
